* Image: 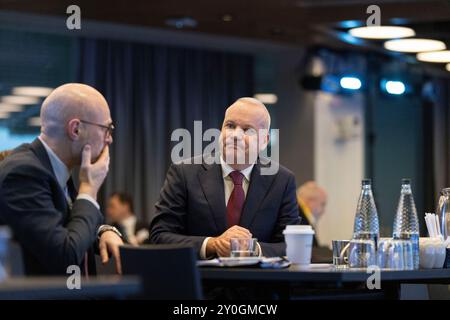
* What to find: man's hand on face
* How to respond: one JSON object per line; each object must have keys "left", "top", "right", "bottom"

{"left": 78, "top": 145, "right": 110, "bottom": 200}
{"left": 99, "top": 231, "right": 123, "bottom": 274}
{"left": 206, "top": 225, "right": 252, "bottom": 257}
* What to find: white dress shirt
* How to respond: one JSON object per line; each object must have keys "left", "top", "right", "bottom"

{"left": 117, "top": 215, "right": 149, "bottom": 244}
{"left": 38, "top": 136, "right": 99, "bottom": 209}
{"left": 120, "top": 215, "right": 137, "bottom": 239}
{"left": 200, "top": 157, "right": 262, "bottom": 259}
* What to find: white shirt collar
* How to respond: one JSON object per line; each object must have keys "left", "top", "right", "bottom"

{"left": 120, "top": 215, "right": 137, "bottom": 230}
{"left": 38, "top": 136, "right": 71, "bottom": 190}
{"left": 220, "top": 156, "right": 254, "bottom": 181}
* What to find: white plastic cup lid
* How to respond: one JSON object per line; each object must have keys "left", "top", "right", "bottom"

{"left": 283, "top": 225, "right": 315, "bottom": 235}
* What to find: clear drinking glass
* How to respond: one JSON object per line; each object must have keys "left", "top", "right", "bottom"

{"left": 332, "top": 240, "right": 350, "bottom": 269}
{"left": 401, "top": 239, "right": 414, "bottom": 270}
{"left": 377, "top": 238, "right": 413, "bottom": 270}
{"left": 348, "top": 239, "right": 376, "bottom": 268}
{"left": 388, "top": 240, "right": 405, "bottom": 270}
{"left": 230, "top": 238, "right": 258, "bottom": 257}
{"left": 377, "top": 238, "right": 391, "bottom": 269}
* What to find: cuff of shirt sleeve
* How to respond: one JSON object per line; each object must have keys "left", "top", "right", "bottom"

{"left": 200, "top": 237, "right": 211, "bottom": 260}
{"left": 77, "top": 193, "right": 100, "bottom": 210}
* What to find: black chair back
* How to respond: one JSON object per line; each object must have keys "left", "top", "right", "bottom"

{"left": 120, "top": 244, "right": 203, "bottom": 300}
{"left": 8, "top": 240, "right": 24, "bottom": 276}
{"left": 95, "top": 255, "right": 117, "bottom": 275}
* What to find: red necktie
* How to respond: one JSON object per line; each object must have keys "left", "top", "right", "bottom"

{"left": 226, "top": 171, "right": 245, "bottom": 227}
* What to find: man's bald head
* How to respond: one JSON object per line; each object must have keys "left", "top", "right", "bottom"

{"left": 225, "top": 97, "right": 271, "bottom": 131}
{"left": 38, "top": 83, "right": 112, "bottom": 168}
{"left": 40, "top": 83, "right": 109, "bottom": 137}
{"left": 220, "top": 97, "right": 271, "bottom": 170}
{"left": 297, "top": 181, "right": 327, "bottom": 201}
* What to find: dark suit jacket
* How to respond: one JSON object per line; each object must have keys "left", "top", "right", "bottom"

{"left": 0, "top": 139, "right": 104, "bottom": 275}
{"left": 298, "top": 204, "right": 318, "bottom": 247}
{"left": 150, "top": 156, "right": 300, "bottom": 257}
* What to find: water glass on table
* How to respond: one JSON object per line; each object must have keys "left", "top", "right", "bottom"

{"left": 230, "top": 238, "right": 258, "bottom": 257}
{"left": 332, "top": 240, "right": 350, "bottom": 269}
{"left": 377, "top": 238, "right": 413, "bottom": 270}
{"left": 348, "top": 239, "right": 376, "bottom": 268}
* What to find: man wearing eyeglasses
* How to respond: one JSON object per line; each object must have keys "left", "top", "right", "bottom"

{"left": 0, "top": 83, "right": 123, "bottom": 275}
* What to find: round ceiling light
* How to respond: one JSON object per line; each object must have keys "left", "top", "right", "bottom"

{"left": 384, "top": 38, "right": 446, "bottom": 53}
{"left": 349, "top": 26, "right": 415, "bottom": 39}
{"left": 12, "top": 86, "right": 53, "bottom": 97}
{"left": 417, "top": 50, "right": 450, "bottom": 63}
{"left": 1, "top": 95, "right": 40, "bottom": 105}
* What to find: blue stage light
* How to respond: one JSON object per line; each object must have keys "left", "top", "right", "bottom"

{"left": 383, "top": 80, "right": 406, "bottom": 95}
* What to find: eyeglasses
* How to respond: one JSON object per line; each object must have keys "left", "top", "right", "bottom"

{"left": 79, "top": 119, "right": 115, "bottom": 138}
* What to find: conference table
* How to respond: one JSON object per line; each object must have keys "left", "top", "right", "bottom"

{"left": 200, "top": 264, "right": 450, "bottom": 299}
{"left": 0, "top": 275, "right": 142, "bottom": 299}
{"left": 2, "top": 266, "right": 449, "bottom": 300}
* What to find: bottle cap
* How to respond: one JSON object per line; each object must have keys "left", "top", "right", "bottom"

{"left": 402, "top": 178, "right": 411, "bottom": 185}
{"left": 362, "top": 179, "right": 372, "bottom": 186}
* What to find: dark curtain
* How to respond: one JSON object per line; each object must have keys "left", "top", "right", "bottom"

{"left": 76, "top": 38, "right": 254, "bottom": 223}
{"left": 433, "top": 78, "right": 450, "bottom": 197}
{"left": 423, "top": 94, "right": 436, "bottom": 215}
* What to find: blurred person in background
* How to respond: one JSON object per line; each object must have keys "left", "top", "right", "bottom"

{"left": 0, "top": 150, "right": 12, "bottom": 162}
{"left": 106, "top": 192, "right": 149, "bottom": 245}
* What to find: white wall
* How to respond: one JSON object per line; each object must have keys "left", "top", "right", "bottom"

{"left": 314, "top": 92, "right": 365, "bottom": 248}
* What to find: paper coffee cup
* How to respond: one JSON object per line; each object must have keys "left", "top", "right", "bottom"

{"left": 283, "top": 225, "right": 315, "bottom": 265}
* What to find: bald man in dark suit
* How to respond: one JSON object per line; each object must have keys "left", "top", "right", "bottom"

{"left": 150, "top": 98, "right": 300, "bottom": 258}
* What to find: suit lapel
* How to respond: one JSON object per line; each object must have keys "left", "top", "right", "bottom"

{"left": 239, "top": 160, "right": 276, "bottom": 228}
{"left": 198, "top": 162, "right": 227, "bottom": 233}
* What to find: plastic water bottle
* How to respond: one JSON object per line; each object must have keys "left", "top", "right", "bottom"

{"left": 353, "top": 179, "right": 380, "bottom": 247}
{"left": 393, "top": 179, "right": 420, "bottom": 270}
